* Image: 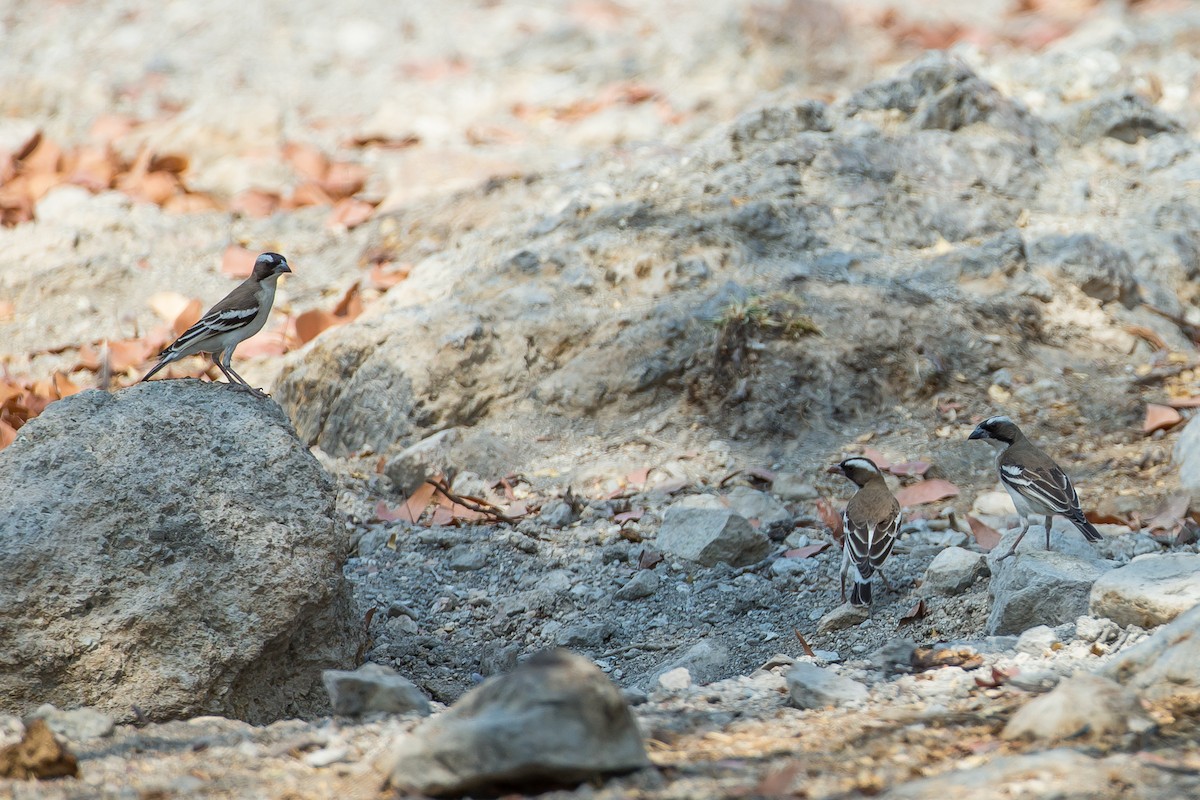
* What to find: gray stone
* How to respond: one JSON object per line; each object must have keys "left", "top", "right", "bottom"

{"left": 657, "top": 668, "right": 692, "bottom": 691}
{"left": 987, "top": 550, "right": 1111, "bottom": 635}
{"left": 614, "top": 570, "right": 660, "bottom": 601}
{"left": 1059, "top": 92, "right": 1183, "bottom": 144}
{"left": 818, "top": 603, "right": 870, "bottom": 633}
{"left": 655, "top": 495, "right": 770, "bottom": 567}
{"left": 0, "top": 384, "right": 359, "bottom": 724}
{"left": 725, "top": 486, "right": 790, "bottom": 526}
{"left": 1001, "top": 673, "right": 1154, "bottom": 741}
{"left": 1015, "top": 625, "right": 1059, "bottom": 656}
{"left": 448, "top": 546, "right": 488, "bottom": 572}
{"left": 384, "top": 428, "right": 462, "bottom": 496}
{"left": 1075, "top": 615, "right": 1121, "bottom": 644}
{"left": 929, "top": 228, "right": 1026, "bottom": 280}
{"left": 886, "top": 750, "right": 1136, "bottom": 799}
{"left": 1089, "top": 553, "right": 1200, "bottom": 628}
{"left": 538, "top": 500, "right": 578, "bottom": 529}
{"left": 27, "top": 705, "right": 114, "bottom": 742}
{"left": 377, "top": 650, "right": 649, "bottom": 796}
{"left": 923, "top": 546, "right": 990, "bottom": 595}
{"left": 1029, "top": 233, "right": 1138, "bottom": 306}
{"left": 869, "top": 640, "right": 918, "bottom": 675}
{"left": 1105, "top": 602, "right": 1200, "bottom": 702}
{"left": 1173, "top": 414, "right": 1200, "bottom": 490}
{"left": 554, "top": 623, "right": 613, "bottom": 649}
{"left": 770, "top": 473, "right": 818, "bottom": 502}
{"left": 648, "top": 640, "right": 729, "bottom": 690}
{"left": 322, "top": 663, "right": 431, "bottom": 717}
{"left": 785, "top": 663, "right": 868, "bottom": 709}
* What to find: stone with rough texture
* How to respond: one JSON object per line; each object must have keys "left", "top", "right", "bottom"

{"left": 377, "top": 650, "right": 649, "bottom": 797}
{"left": 0, "top": 383, "right": 359, "bottom": 723}
{"left": 383, "top": 428, "right": 462, "bottom": 495}
{"left": 987, "top": 550, "right": 1111, "bottom": 635}
{"left": 786, "top": 663, "right": 868, "bottom": 709}
{"left": 1029, "top": 233, "right": 1138, "bottom": 306}
{"left": 614, "top": 570, "right": 660, "bottom": 601}
{"left": 1105, "top": 602, "right": 1200, "bottom": 702}
{"left": 1001, "top": 673, "right": 1154, "bottom": 741}
{"left": 1089, "top": 553, "right": 1200, "bottom": 628}
{"left": 1015, "top": 625, "right": 1059, "bottom": 656}
{"left": 887, "top": 750, "right": 1144, "bottom": 799}
{"left": 27, "top": 705, "right": 114, "bottom": 742}
{"left": 323, "top": 663, "right": 431, "bottom": 717}
{"left": 648, "top": 640, "right": 730, "bottom": 690}
{"left": 923, "top": 546, "right": 990, "bottom": 595}
{"left": 725, "top": 486, "right": 790, "bottom": 526}
{"left": 818, "top": 603, "right": 870, "bottom": 633}
{"left": 770, "top": 473, "right": 818, "bottom": 502}
{"left": 1173, "top": 415, "right": 1200, "bottom": 490}
{"left": 655, "top": 495, "right": 770, "bottom": 567}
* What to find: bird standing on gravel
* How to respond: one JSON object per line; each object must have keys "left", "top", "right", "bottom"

{"left": 141, "top": 252, "right": 292, "bottom": 398}
{"left": 968, "top": 415, "right": 1102, "bottom": 560}
{"left": 828, "top": 457, "right": 901, "bottom": 607}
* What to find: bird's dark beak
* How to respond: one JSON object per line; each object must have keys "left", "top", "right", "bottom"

{"left": 968, "top": 426, "right": 987, "bottom": 440}
{"left": 826, "top": 464, "right": 844, "bottom": 475}
{"left": 279, "top": 262, "right": 292, "bottom": 274}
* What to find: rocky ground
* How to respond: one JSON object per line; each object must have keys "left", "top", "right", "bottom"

{"left": 5, "top": 0, "right": 1200, "bottom": 798}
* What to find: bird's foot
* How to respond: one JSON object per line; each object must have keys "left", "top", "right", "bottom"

{"left": 996, "top": 546, "right": 1019, "bottom": 561}
{"left": 226, "top": 382, "right": 270, "bottom": 399}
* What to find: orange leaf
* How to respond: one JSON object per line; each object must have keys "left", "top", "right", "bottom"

{"left": 888, "top": 460, "right": 930, "bottom": 477}
{"left": 149, "top": 153, "right": 189, "bottom": 174}
{"left": 19, "top": 135, "right": 62, "bottom": 174}
{"left": 0, "top": 419, "right": 17, "bottom": 450}
{"left": 815, "top": 498, "right": 843, "bottom": 541}
{"left": 899, "top": 599, "right": 927, "bottom": 624}
{"left": 89, "top": 114, "right": 137, "bottom": 143}
{"left": 625, "top": 467, "right": 650, "bottom": 488}
{"left": 403, "top": 480, "right": 438, "bottom": 523}
{"left": 52, "top": 372, "right": 80, "bottom": 399}
{"left": 283, "top": 142, "right": 329, "bottom": 182}
{"left": 107, "top": 339, "right": 154, "bottom": 372}
{"left": 327, "top": 197, "right": 375, "bottom": 230}
{"left": 163, "top": 192, "right": 220, "bottom": 214}
{"left": 236, "top": 329, "right": 289, "bottom": 358}
{"left": 320, "top": 162, "right": 367, "bottom": 200}
{"left": 294, "top": 309, "right": 341, "bottom": 345}
{"left": 230, "top": 189, "right": 280, "bottom": 218}
{"left": 861, "top": 446, "right": 891, "bottom": 470}
{"left": 369, "top": 262, "right": 410, "bottom": 290}
{"left": 894, "top": 479, "right": 959, "bottom": 507}
{"left": 783, "top": 542, "right": 829, "bottom": 559}
{"left": 1168, "top": 396, "right": 1200, "bottom": 409}
{"left": 174, "top": 299, "right": 203, "bottom": 336}
{"left": 221, "top": 246, "right": 257, "bottom": 279}
{"left": 74, "top": 344, "right": 102, "bottom": 372}
{"left": 289, "top": 181, "right": 334, "bottom": 208}
{"left": 129, "top": 171, "right": 179, "bottom": 205}
{"left": 1144, "top": 403, "right": 1182, "bottom": 435}
{"left": 333, "top": 281, "right": 363, "bottom": 320}
{"left": 0, "top": 300, "right": 13, "bottom": 321}
{"left": 966, "top": 515, "right": 1001, "bottom": 552}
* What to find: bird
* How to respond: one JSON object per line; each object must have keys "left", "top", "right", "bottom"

{"left": 141, "top": 252, "right": 292, "bottom": 397}
{"left": 968, "top": 415, "right": 1102, "bottom": 560}
{"left": 828, "top": 457, "right": 901, "bottom": 607}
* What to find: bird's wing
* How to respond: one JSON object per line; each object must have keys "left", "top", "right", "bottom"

{"left": 999, "top": 459, "right": 1080, "bottom": 515}
{"left": 843, "top": 496, "right": 901, "bottom": 573}
{"left": 160, "top": 281, "right": 261, "bottom": 356}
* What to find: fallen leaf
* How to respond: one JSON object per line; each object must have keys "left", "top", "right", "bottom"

{"left": 754, "top": 761, "right": 802, "bottom": 797}
{"left": 793, "top": 630, "right": 816, "bottom": 657}
{"left": 163, "top": 192, "right": 220, "bottom": 214}
{"left": 815, "top": 498, "right": 843, "bottom": 541}
{"left": 289, "top": 181, "right": 334, "bottom": 208}
{"left": 52, "top": 372, "right": 80, "bottom": 399}
{"left": 613, "top": 509, "right": 644, "bottom": 523}
{"left": 898, "top": 599, "right": 927, "bottom": 624}
{"left": 235, "top": 330, "right": 289, "bottom": 358}
{"left": 333, "top": 281, "right": 363, "bottom": 320}
{"left": 1167, "top": 396, "right": 1200, "bottom": 409}
{"left": 173, "top": 299, "right": 203, "bottom": 336}
{"left": 0, "top": 300, "right": 13, "bottom": 321}
{"left": 221, "top": 245, "right": 258, "bottom": 279}
{"left": 783, "top": 542, "right": 830, "bottom": 559}
{"left": 747, "top": 466, "right": 777, "bottom": 483}
{"left": 107, "top": 339, "right": 154, "bottom": 372}
{"left": 327, "top": 197, "right": 376, "bottom": 230}
{"left": 230, "top": 189, "right": 281, "bottom": 218}
{"left": 1143, "top": 403, "right": 1183, "bottom": 434}
{"left": 861, "top": 446, "right": 892, "bottom": 470}
{"left": 1124, "top": 324, "right": 1168, "bottom": 351}
{"left": 638, "top": 548, "right": 663, "bottom": 570}
{"left": 625, "top": 467, "right": 650, "bottom": 488}
{"left": 1145, "top": 493, "right": 1190, "bottom": 535}
{"left": 369, "top": 261, "right": 411, "bottom": 290}
{"left": 346, "top": 132, "right": 421, "bottom": 149}
{"left": 0, "top": 420, "right": 17, "bottom": 450}
{"left": 320, "top": 162, "right": 368, "bottom": 199}
{"left": 147, "top": 290, "right": 192, "bottom": 323}
{"left": 894, "top": 479, "right": 959, "bottom": 507}
{"left": 283, "top": 142, "right": 329, "bottom": 182}
{"left": 294, "top": 309, "right": 341, "bottom": 345}
{"left": 89, "top": 113, "right": 137, "bottom": 143}
{"left": 974, "top": 665, "right": 1017, "bottom": 689}
{"left": 887, "top": 460, "right": 931, "bottom": 477}
{"left": 911, "top": 647, "right": 984, "bottom": 672}
{"left": 966, "top": 515, "right": 1002, "bottom": 552}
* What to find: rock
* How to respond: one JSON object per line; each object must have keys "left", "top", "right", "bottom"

{"left": 1001, "top": 673, "right": 1154, "bottom": 741}
{"left": 648, "top": 640, "right": 729, "bottom": 689}
{"left": 987, "top": 550, "right": 1111, "bottom": 635}
{"left": 923, "top": 546, "right": 990, "bottom": 595}
{"left": 554, "top": 623, "right": 614, "bottom": 649}
{"left": 0, "top": 718, "right": 79, "bottom": 780}
{"left": 725, "top": 486, "right": 790, "bottom": 526}
{"left": 614, "top": 570, "right": 660, "bottom": 601}
{"left": 989, "top": 521, "right": 1110, "bottom": 563}
{"left": 869, "top": 640, "right": 918, "bottom": 675}
{"left": 1076, "top": 616, "right": 1121, "bottom": 644}
{"left": 785, "top": 663, "right": 868, "bottom": 709}
{"left": 322, "top": 663, "right": 431, "bottom": 717}
{"left": 377, "top": 650, "right": 649, "bottom": 796}
{"left": 928, "top": 228, "right": 1026, "bottom": 280}
{"left": 1173, "top": 415, "right": 1200, "bottom": 490}
{"left": 1015, "top": 625, "right": 1059, "bottom": 656}
{"left": 447, "top": 546, "right": 488, "bottom": 572}
{"left": 1029, "top": 233, "right": 1138, "bottom": 306}
{"left": 538, "top": 500, "right": 578, "bottom": 529}
{"left": 27, "top": 705, "right": 114, "bottom": 742}
{"left": 770, "top": 473, "right": 818, "bottom": 501}
{"left": 1059, "top": 92, "right": 1183, "bottom": 144}
{"left": 655, "top": 495, "right": 770, "bottom": 567}
{"left": 0, "top": 384, "right": 358, "bottom": 723}
{"left": 657, "top": 668, "right": 692, "bottom": 691}
{"left": 886, "top": 750, "right": 1134, "bottom": 798}
{"left": 384, "top": 428, "right": 462, "bottom": 496}
{"left": 971, "top": 491, "right": 1017, "bottom": 517}
{"left": 818, "top": 603, "right": 870, "bottom": 633}
{"left": 1105, "top": 602, "right": 1200, "bottom": 702}
{"left": 1089, "top": 553, "right": 1200, "bottom": 628}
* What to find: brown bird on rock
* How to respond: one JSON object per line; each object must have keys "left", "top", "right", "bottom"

{"left": 828, "top": 457, "right": 901, "bottom": 607}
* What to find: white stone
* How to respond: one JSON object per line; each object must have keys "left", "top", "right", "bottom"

{"left": 1089, "top": 552, "right": 1200, "bottom": 628}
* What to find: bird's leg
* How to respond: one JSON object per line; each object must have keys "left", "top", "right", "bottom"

{"left": 220, "top": 350, "right": 268, "bottom": 398}
{"left": 1044, "top": 516, "right": 1053, "bottom": 550}
{"left": 997, "top": 517, "right": 1031, "bottom": 561}
{"left": 878, "top": 570, "right": 895, "bottom": 592}
{"left": 840, "top": 572, "right": 846, "bottom": 604}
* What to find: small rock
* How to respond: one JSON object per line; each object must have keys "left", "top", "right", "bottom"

{"left": 539, "top": 500, "right": 578, "bottom": 529}
{"left": 657, "top": 668, "right": 692, "bottom": 691}
{"left": 1105, "top": 602, "right": 1200, "bottom": 701}
{"left": 554, "top": 623, "right": 613, "bottom": 649}
{"left": 656, "top": 495, "right": 770, "bottom": 567}
{"left": 1089, "top": 553, "right": 1200, "bottom": 628}
{"left": 384, "top": 428, "right": 462, "bottom": 496}
{"left": 771, "top": 473, "right": 818, "bottom": 502}
{"left": 376, "top": 650, "right": 649, "bottom": 797}
{"left": 725, "top": 486, "right": 790, "bottom": 526}
{"left": 870, "top": 640, "right": 918, "bottom": 675}
{"left": 649, "top": 640, "right": 729, "bottom": 689}
{"left": 1173, "top": 415, "right": 1200, "bottom": 490}
{"left": 923, "top": 546, "right": 990, "bottom": 595}
{"left": 620, "top": 688, "right": 648, "bottom": 706}
{"left": 1007, "top": 670, "right": 1061, "bottom": 693}
{"left": 304, "top": 744, "right": 351, "bottom": 768}
{"left": 614, "top": 570, "right": 660, "bottom": 601}
{"left": 27, "top": 705, "right": 114, "bottom": 742}
{"left": 818, "top": 603, "right": 869, "bottom": 633}
{"left": 1015, "top": 625, "right": 1059, "bottom": 655}
{"left": 1075, "top": 616, "right": 1120, "bottom": 644}
{"left": 1029, "top": 233, "right": 1138, "bottom": 307}
{"left": 1001, "top": 673, "right": 1154, "bottom": 740}
{"left": 786, "top": 663, "right": 868, "bottom": 709}
{"left": 448, "top": 546, "right": 488, "bottom": 572}
{"left": 322, "top": 663, "right": 431, "bottom": 718}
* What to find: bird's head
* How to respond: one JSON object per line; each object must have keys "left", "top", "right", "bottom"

{"left": 252, "top": 252, "right": 292, "bottom": 281}
{"left": 969, "top": 415, "right": 1021, "bottom": 448}
{"left": 828, "top": 456, "right": 883, "bottom": 488}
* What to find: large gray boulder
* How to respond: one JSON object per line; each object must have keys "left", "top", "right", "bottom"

{"left": 0, "top": 383, "right": 359, "bottom": 723}
{"left": 377, "top": 649, "right": 649, "bottom": 797}
{"left": 1105, "top": 603, "right": 1200, "bottom": 703}
{"left": 656, "top": 495, "right": 771, "bottom": 567}
{"left": 1089, "top": 553, "right": 1200, "bottom": 628}
{"left": 987, "top": 549, "right": 1111, "bottom": 635}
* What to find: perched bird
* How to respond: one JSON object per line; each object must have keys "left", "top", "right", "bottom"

{"left": 141, "top": 252, "right": 292, "bottom": 397}
{"left": 828, "top": 457, "right": 901, "bottom": 607}
{"left": 969, "top": 415, "right": 1102, "bottom": 560}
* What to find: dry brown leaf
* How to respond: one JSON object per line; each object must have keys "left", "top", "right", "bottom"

{"left": 163, "top": 192, "right": 219, "bottom": 214}
{"left": 174, "top": 299, "right": 203, "bottom": 336}
{"left": 283, "top": 142, "right": 329, "bottom": 181}
{"left": 898, "top": 599, "right": 927, "bottom": 624}
{"left": 290, "top": 181, "right": 334, "bottom": 208}
{"left": 1145, "top": 493, "right": 1190, "bottom": 534}
{"left": 235, "top": 330, "right": 289, "bottom": 358}
{"left": 230, "top": 189, "right": 280, "bottom": 218}
{"left": 369, "top": 262, "right": 411, "bottom": 290}
{"left": 638, "top": 548, "right": 663, "bottom": 570}
{"left": 0, "top": 419, "right": 17, "bottom": 450}
{"left": 52, "top": 372, "right": 80, "bottom": 399}
{"left": 89, "top": 113, "right": 137, "bottom": 143}
{"left": 74, "top": 344, "right": 102, "bottom": 372}
{"left": 147, "top": 291, "right": 192, "bottom": 323}
{"left": 966, "top": 515, "right": 1002, "bottom": 552}
{"left": 346, "top": 132, "right": 421, "bottom": 149}
{"left": 793, "top": 630, "right": 816, "bottom": 657}
{"left": 861, "top": 446, "right": 892, "bottom": 470}
{"left": 221, "top": 246, "right": 258, "bottom": 279}
{"left": 625, "top": 467, "right": 651, "bottom": 488}
{"left": 974, "top": 665, "right": 1017, "bottom": 689}
{"left": 19, "top": 135, "right": 62, "bottom": 175}
{"left": 327, "top": 197, "right": 376, "bottom": 230}
{"left": 754, "top": 761, "right": 802, "bottom": 798}
{"left": 333, "top": 282, "right": 363, "bottom": 320}
{"left": 65, "top": 144, "right": 116, "bottom": 191}
{"left": 894, "top": 479, "right": 959, "bottom": 507}
{"left": 149, "top": 153, "right": 189, "bottom": 174}
{"left": 1125, "top": 324, "right": 1168, "bottom": 351}
{"left": 0, "top": 300, "right": 13, "bottom": 321}
{"left": 125, "top": 170, "right": 179, "bottom": 205}
{"left": 294, "top": 309, "right": 340, "bottom": 345}
{"left": 320, "top": 162, "right": 368, "bottom": 199}
{"left": 107, "top": 339, "right": 154, "bottom": 372}
{"left": 783, "top": 542, "right": 830, "bottom": 559}
{"left": 613, "top": 509, "right": 644, "bottom": 523}
{"left": 911, "top": 647, "right": 984, "bottom": 672}
{"left": 1168, "top": 396, "right": 1200, "bottom": 409}
{"left": 1144, "top": 403, "right": 1183, "bottom": 434}
{"left": 888, "top": 460, "right": 931, "bottom": 477}
{"left": 815, "top": 498, "right": 843, "bottom": 541}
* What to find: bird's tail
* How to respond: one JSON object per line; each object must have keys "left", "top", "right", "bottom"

{"left": 140, "top": 357, "right": 170, "bottom": 383}
{"left": 1069, "top": 510, "right": 1103, "bottom": 542}
{"left": 849, "top": 580, "right": 872, "bottom": 607}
